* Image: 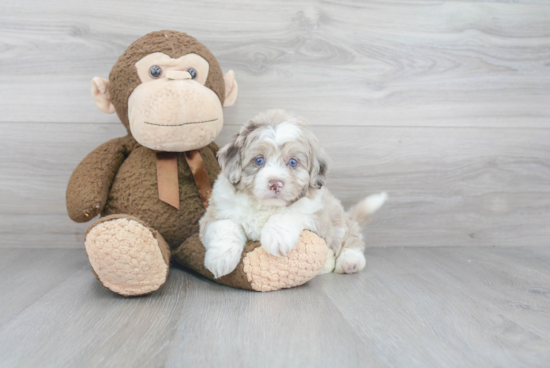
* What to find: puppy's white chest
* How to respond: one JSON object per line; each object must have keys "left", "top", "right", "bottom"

{"left": 236, "top": 206, "right": 277, "bottom": 241}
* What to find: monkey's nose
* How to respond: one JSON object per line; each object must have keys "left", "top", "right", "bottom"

{"left": 166, "top": 70, "right": 192, "bottom": 80}
{"left": 268, "top": 180, "right": 284, "bottom": 193}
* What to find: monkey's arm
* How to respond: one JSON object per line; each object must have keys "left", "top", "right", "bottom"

{"left": 66, "top": 136, "right": 130, "bottom": 222}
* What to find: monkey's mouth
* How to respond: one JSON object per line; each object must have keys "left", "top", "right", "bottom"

{"left": 143, "top": 118, "right": 218, "bottom": 127}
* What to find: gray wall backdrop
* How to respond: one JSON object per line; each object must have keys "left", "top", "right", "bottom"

{"left": 1, "top": 0, "right": 549, "bottom": 248}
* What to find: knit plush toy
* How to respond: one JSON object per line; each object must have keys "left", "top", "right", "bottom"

{"left": 66, "top": 30, "right": 327, "bottom": 296}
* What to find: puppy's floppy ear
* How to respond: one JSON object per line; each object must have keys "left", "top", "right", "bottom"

{"left": 309, "top": 143, "right": 330, "bottom": 189}
{"left": 217, "top": 135, "right": 242, "bottom": 184}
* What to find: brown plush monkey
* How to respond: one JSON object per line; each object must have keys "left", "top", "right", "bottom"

{"left": 66, "top": 31, "right": 327, "bottom": 296}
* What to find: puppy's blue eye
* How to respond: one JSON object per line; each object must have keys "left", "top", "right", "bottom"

{"left": 288, "top": 158, "right": 298, "bottom": 167}
{"left": 187, "top": 68, "right": 197, "bottom": 79}
{"left": 255, "top": 157, "right": 265, "bottom": 166}
{"left": 149, "top": 65, "right": 162, "bottom": 79}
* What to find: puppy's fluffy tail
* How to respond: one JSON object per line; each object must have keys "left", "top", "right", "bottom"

{"left": 347, "top": 192, "right": 388, "bottom": 227}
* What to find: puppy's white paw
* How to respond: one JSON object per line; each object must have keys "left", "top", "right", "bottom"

{"left": 204, "top": 242, "right": 243, "bottom": 279}
{"left": 261, "top": 217, "right": 303, "bottom": 257}
{"left": 334, "top": 248, "right": 366, "bottom": 274}
{"left": 319, "top": 248, "right": 335, "bottom": 275}
{"left": 203, "top": 220, "right": 246, "bottom": 278}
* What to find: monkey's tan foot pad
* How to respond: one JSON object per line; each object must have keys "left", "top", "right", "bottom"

{"left": 85, "top": 217, "right": 169, "bottom": 296}
{"left": 243, "top": 231, "right": 328, "bottom": 292}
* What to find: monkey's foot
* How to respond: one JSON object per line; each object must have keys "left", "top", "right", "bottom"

{"left": 85, "top": 215, "right": 170, "bottom": 296}
{"left": 243, "top": 231, "right": 328, "bottom": 291}
{"left": 173, "top": 230, "right": 328, "bottom": 292}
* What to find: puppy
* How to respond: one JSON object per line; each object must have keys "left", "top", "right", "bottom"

{"left": 200, "top": 110, "right": 387, "bottom": 278}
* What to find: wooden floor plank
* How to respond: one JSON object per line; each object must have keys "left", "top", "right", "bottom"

{"left": 0, "top": 265, "right": 191, "bottom": 368}
{"left": 0, "top": 258, "right": 380, "bottom": 368}
{"left": 0, "top": 247, "right": 549, "bottom": 367}
{"left": 0, "top": 0, "right": 548, "bottom": 128}
{"left": 0, "top": 247, "right": 550, "bottom": 367}
{"left": 164, "top": 273, "right": 380, "bottom": 368}
{"left": 478, "top": 247, "right": 550, "bottom": 277}
{"left": 318, "top": 247, "right": 550, "bottom": 367}
{"left": 0, "top": 249, "right": 87, "bottom": 328}
{"left": 403, "top": 247, "right": 550, "bottom": 342}
{"left": 422, "top": 247, "right": 550, "bottom": 340}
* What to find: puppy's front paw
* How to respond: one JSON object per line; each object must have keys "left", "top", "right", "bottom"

{"left": 334, "top": 248, "right": 366, "bottom": 274}
{"left": 204, "top": 240, "right": 244, "bottom": 279}
{"left": 261, "top": 220, "right": 302, "bottom": 257}
{"left": 203, "top": 220, "right": 246, "bottom": 278}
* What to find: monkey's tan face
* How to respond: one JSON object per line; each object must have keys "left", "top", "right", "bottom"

{"left": 127, "top": 52, "right": 224, "bottom": 152}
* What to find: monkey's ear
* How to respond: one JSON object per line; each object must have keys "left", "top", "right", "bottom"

{"left": 91, "top": 77, "right": 116, "bottom": 114}
{"left": 223, "top": 70, "right": 238, "bottom": 107}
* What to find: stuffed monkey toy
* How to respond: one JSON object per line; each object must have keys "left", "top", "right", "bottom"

{"left": 66, "top": 31, "right": 327, "bottom": 296}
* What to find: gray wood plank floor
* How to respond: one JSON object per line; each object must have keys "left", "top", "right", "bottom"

{"left": 0, "top": 247, "right": 548, "bottom": 368}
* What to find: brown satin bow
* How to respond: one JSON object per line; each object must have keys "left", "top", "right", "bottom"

{"left": 156, "top": 150, "right": 212, "bottom": 210}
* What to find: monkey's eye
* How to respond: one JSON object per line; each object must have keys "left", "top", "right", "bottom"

{"left": 149, "top": 65, "right": 162, "bottom": 79}
{"left": 288, "top": 158, "right": 298, "bottom": 167}
{"left": 255, "top": 157, "right": 265, "bottom": 166}
{"left": 187, "top": 68, "right": 197, "bottom": 79}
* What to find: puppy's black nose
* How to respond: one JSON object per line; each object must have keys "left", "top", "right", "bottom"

{"left": 268, "top": 180, "right": 284, "bottom": 192}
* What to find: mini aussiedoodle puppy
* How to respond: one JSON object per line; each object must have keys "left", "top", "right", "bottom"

{"left": 200, "top": 110, "right": 387, "bottom": 278}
